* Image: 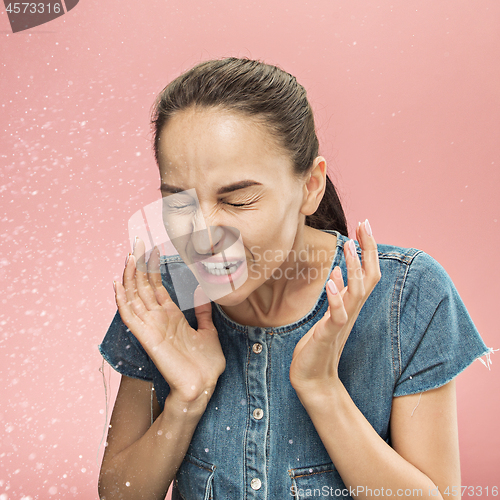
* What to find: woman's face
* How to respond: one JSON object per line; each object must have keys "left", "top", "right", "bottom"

{"left": 157, "top": 106, "right": 311, "bottom": 306}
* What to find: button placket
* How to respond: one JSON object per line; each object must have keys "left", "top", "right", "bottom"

{"left": 245, "top": 327, "right": 269, "bottom": 498}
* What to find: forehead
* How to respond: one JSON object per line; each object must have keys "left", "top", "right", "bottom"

{"left": 156, "top": 107, "right": 292, "bottom": 183}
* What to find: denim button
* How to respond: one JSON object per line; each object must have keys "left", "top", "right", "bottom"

{"left": 252, "top": 343, "right": 263, "bottom": 354}
{"left": 253, "top": 408, "right": 263, "bottom": 420}
{"left": 250, "top": 478, "right": 262, "bottom": 490}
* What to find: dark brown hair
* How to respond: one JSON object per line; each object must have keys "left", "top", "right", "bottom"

{"left": 150, "top": 57, "right": 348, "bottom": 236}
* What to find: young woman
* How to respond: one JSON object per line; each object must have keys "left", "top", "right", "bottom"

{"left": 97, "top": 57, "right": 490, "bottom": 500}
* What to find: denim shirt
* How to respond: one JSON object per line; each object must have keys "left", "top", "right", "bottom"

{"left": 98, "top": 230, "right": 490, "bottom": 500}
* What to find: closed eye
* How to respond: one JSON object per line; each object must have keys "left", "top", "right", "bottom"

{"left": 225, "top": 202, "right": 252, "bottom": 207}
{"left": 166, "top": 204, "right": 193, "bottom": 209}
{"left": 166, "top": 201, "right": 256, "bottom": 210}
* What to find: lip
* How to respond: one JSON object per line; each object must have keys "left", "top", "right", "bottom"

{"left": 194, "top": 258, "right": 246, "bottom": 285}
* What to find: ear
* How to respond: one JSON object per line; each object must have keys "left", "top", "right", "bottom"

{"left": 300, "top": 156, "right": 327, "bottom": 217}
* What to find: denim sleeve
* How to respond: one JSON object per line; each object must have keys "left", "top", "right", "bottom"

{"left": 98, "top": 310, "right": 153, "bottom": 382}
{"left": 393, "top": 251, "right": 490, "bottom": 397}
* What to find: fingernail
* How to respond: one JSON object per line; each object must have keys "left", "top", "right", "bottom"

{"left": 358, "top": 221, "right": 361, "bottom": 227}
{"left": 365, "top": 219, "right": 372, "bottom": 236}
{"left": 113, "top": 280, "right": 116, "bottom": 292}
{"left": 348, "top": 239, "right": 357, "bottom": 257}
{"left": 327, "top": 279, "right": 338, "bottom": 295}
{"left": 125, "top": 253, "right": 131, "bottom": 266}
{"left": 133, "top": 236, "right": 139, "bottom": 252}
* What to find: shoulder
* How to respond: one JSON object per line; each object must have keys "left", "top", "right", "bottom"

{"left": 325, "top": 230, "right": 456, "bottom": 304}
{"left": 324, "top": 229, "right": 443, "bottom": 275}
{"left": 342, "top": 228, "right": 448, "bottom": 282}
{"left": 373, "top": 241, "right": 454, "bottom": 303}
{"left": 375, "top": 242, "right": 446, "bottom": 280}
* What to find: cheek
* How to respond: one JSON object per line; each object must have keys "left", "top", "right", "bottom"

{"left": 234, "top": 196, "right": 301, "bottom": 249}
{"left": 257, "top": 197, "right": 299, "bottom": 230}
{"left": 279, "top": 190, "right": 303, "bottom": 215}
{"left": 269, "top": 197, "right": 302, "bottom": 236}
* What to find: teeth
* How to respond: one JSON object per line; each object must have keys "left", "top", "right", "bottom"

{"left": 201, "top": 261, "right": 239, "bottom": 269}
{"left": 201, "top": 260, "right": 241, "bottom": 276}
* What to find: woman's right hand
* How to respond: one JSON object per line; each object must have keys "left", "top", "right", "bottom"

{"left": 113, "top": 238, "right": 226, "bottom": 408}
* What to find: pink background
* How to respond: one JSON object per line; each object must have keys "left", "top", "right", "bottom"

{"left": 1, "top": 0, "right": 499, "bottom": 498}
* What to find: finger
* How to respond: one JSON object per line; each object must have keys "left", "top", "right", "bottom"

{"left": 344, "top": 238, "right": 365, "bottom": 303}
{"left": 133, "top": 238, "right": 160, "bottom": 310}
{"left": 147, "top": 245, "right": 162, "bottom": 285}
{"left": 325, "top": 279, "right": 348, "bottom": 328}
{"left": 114, "top": 279, "right": 144, "bottom": 332}
{"left": 134, "top": 237, "right": 148, "bottom": 273}
{"left": 123, "top": 254, "right": 150, "bottom": 317}
{"left": 193, "top": 285, "right": 215, "bottom": 332}
{"left": 123, "top": 253, "right": 139, "bottom": 303}
{"left": 147, "top": 246, "right": 175, "bottom": 307}
{"left": 326, "top": 275, "right": 353, "bottom": 358}
{"left": 331, "top": 266, "right": 345, "bottom": 291}
{"left": 358, "top": 219, "right": 381, "bottom": 287}
{"left": 311, "top": 279, "right": 347, "bottom": 346}
{"left": 329, "top": 266, "right": 348, "bottom": 300}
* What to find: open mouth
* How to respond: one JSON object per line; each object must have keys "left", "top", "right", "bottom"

{"left": 200, "top": 260, "right": 243, "bottom": 276}
{"left": 194, "top": 258, "right": 246, "bottom": 285}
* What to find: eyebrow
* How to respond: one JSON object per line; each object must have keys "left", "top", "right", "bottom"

{"left": 160, "top": 180, "right": 263, "bottom": 195}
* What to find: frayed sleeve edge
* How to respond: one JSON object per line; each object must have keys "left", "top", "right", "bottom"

{"left": 393, "top": 346, "right": 495, "bottom": 398}
{"left": 97, "top": 343, "right": 154, "bottom": 382}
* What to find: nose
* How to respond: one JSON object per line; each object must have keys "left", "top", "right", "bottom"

{"left": 191, "top": 206, "right": 225, "bottom": 255}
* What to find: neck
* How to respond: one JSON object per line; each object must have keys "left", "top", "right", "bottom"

{"left": 218, "top": 225, "right": 337, "bottom": 327}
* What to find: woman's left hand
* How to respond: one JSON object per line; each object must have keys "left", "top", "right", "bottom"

{"left": 289, "top": 219, "right": 381, "bottom": 396}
